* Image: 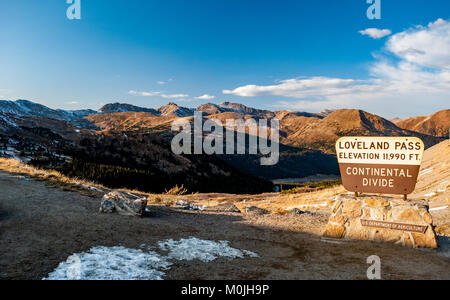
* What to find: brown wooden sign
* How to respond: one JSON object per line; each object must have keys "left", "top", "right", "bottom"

{"left": 361, "top": 219, "right": 428, "bottom": 234}
{"left": 336, "top": 137, "right": 425, "bottom": 195}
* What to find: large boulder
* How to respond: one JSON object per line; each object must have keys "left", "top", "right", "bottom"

{"left": 99, "top": 191, "right": 148, "bottom": 217}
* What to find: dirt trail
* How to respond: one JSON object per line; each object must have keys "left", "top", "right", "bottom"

{"left": 0, "top": 171, "right": 449, "bottom": 280}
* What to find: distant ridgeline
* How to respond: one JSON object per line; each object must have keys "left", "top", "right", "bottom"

{"left": 1, "top": 100, "right": 447, "bottom": 193}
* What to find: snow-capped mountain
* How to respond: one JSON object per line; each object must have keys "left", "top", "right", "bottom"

{"left": 0, "top": 100, "right": 98, "bottom": 128}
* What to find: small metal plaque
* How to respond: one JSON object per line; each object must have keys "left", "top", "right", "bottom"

{"left": 361, "top": 219, "right": 428, "bottom": 234}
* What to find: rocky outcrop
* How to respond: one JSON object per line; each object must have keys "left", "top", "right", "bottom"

{"left": 99, "top": 191, "right": 148, "bottom": 217}
{"left": 245, "top": 206, "right": 270, "bottom": 215}
{"left": 323, "top": 194, "right": 438, "bottom": 249}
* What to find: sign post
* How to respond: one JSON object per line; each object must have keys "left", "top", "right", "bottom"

{"left": 336, "top": 137, "right": 425, "bottom": 198}
{"left": 324, "top": 137, "right": 438, "bottom": 248}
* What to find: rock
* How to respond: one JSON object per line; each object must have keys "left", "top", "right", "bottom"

{"left": 397, "top": 209, "right": 423, "bottom": 223}
{"left": 99, "top": 198, "right": 115, "bottom": 214}
{"left": 423, "top": 213, "right": 433, "bottom": 225}
{"left": 323, "top": 224, "right": 346, "bottom": 239}
{"left": 183, "top": 203, "right": 207, "bottom": 211}
{"left": 412, "top": 229, "right": 438, "bottom": 249}
{"left": 99, "top": 191, "right": 148, "bottom": 217}
{"left": 329, "top": 215, "right": 348, "bottom": 225}
{"left": 373, "top": 229, "right": 402, "bottom": 243}
{"left": 289, "top": 208, "right": 307, "bottom": 215}
{"left": 370, "top": 207, "right": 388, "bottom": 221}
{"left": 346, "top": 219, "right": 369, "bottom": 240}
{"left": 245, "top": 206, "right": 270, "bottom": 215}
{"left": 342, "top": 201, "right": 362, "bottom": 218}
{"left": 331, "top": 200, "right": 343, "bottom": 213}
{"left": 365, "top": 198, "right": 390, "bottom": 208}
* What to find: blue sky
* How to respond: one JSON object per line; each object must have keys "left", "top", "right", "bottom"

{"left": 0, "top": 0, "right": 449, "bottom": 118}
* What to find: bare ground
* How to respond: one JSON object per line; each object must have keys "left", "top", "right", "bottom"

{"left": 0, "top": 171, "right": 449, "bottom": 280}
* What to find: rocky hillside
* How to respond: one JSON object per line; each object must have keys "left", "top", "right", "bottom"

{"left": 394, "top": 109, "right": 450, "bottom": 138}
{"left": 84, "top": 106, "right": 445, "bottom": 179}
{"left": 1, "top": 99, "right": 446, "bottom": 182}
{"left": 283, "top": 109, "right": 443, "bottom": 153}
{"left": 0, "top": 111, "right": 271, "bottom": 194}
{"left": 158, "top": 103, "right": 195, "bottom": 117}
{"left": 412, "top": 140, "right": 449, "bottom": 203}
{"left": 0, "top": 99, "right": 97, "bottom": 128}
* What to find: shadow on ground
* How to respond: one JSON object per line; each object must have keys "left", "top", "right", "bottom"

{"left": 0, "top": 171, "right": 449, "bottom": 280}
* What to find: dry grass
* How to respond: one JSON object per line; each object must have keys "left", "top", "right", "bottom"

{"left": 164, "top": 184, "right": 188, "bottom": 196}
{"left": 0, "top": 158, "right": 201, "bottom": 206}
{"left": 436, "top": 224, "right": 450, "bottom": 237}
{"left": 0, "top": 158, "right": 106, "bottom": 198}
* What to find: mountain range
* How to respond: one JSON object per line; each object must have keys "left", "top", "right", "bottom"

{"left": 393, "top": 109, "right": 450, "bottom": 138}
{"left": 0, "top": 99, "right": 448, "bottom": 188}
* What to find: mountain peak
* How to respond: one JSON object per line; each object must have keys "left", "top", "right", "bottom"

{"left": 395, "top": 109, "right": 450, "bottom": 137}
{"left": 217, "top": 102, "right": 274, "bottom": 118}
{"left": 158, "top": 103, "right": 194, "bottom": 117}
{"left": 99, "top": 103, "right": 159, "bottom": 115}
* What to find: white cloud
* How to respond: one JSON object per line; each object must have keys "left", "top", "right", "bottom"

{"left": 429, "top": 18, "right": 447, "bottom": 27}
{"left": 359, "top": 28, "right": 392, "bottom": 39}
{"left": 224, "top": 18, "right": 450, "bottom": 117}
{"left": 386, "top": 19, "right": 450, "bottom": 69}
{"left": 129, "top": 90, "right": 189, "bottom": 99}
{"left": 195, "top": 94, "right": 215, "bottom": 100}
{"left": 224, "top": 77, "right": 377, "bottom": 98}
{"left": 161, "top": 93, "right": 189, "bottom": 99}
{"left": 128, "top": 90, "right": 161, "bottom": 97}
{"left": 65, "top": 101, "right": 79, "bottom": 105}
{"left": 128, "top": 90, "right": 160, "bottom": 97}
{"left": 157, "top": 81, "right": 166, "bottom": 85}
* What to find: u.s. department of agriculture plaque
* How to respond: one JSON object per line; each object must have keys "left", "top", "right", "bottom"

{"left": 336, "top": 137, "right": 425, "bottom": 195}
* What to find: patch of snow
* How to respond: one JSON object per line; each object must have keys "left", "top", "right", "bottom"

{"left": 176, "top": 200, "right": 188, "bottom": 206}
{"left": 158, "top": 237, "right": 259, "bottom": 262}
{"left": 176, "top": 201, "right": 206, "bottom": 211}
{"left": 0, "top": 114, "right": 18, "bottom": 128}
{"left": 424, "top": 192, "right": 436, "bottom": 198}
{"left": 296, "top": 202, "right": 328, "bottom": 210}
{"left": 419, "top": 168, "right": 433, "bottom": 177}
{"left": 8, "top": 138, "right": 18, "bottom": 145}
{"left": 45, "top": 238, "right": 259, "bottom": 280}
{"left": 429, "top": 206, "right": 449, "bottom": 212}
{"left": 320, "top": 238, "right": 347, "bottom": 245}
{"left": 44, "top": 246, "right": 172, "bottom": 280}
{"left": 81, "top": 184, "right": 102, "bottom": 192}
